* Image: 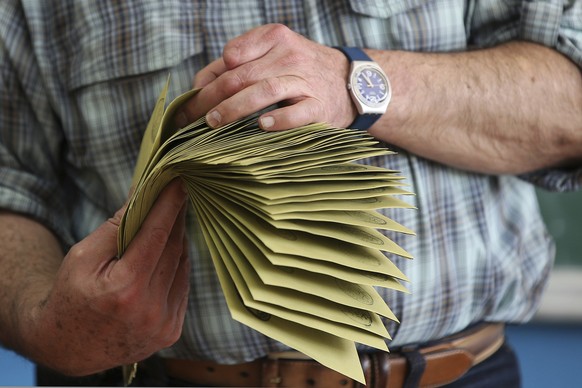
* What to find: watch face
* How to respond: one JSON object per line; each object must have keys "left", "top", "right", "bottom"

{"left": 353, "top": 66, "right": 390, "bottom": 107}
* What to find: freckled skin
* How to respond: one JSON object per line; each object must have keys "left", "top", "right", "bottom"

{"left": 0, "top": 180, "right": 191, "bottom": 376}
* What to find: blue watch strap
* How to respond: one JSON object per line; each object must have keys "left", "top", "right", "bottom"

{"left": 350, "top": 114, "right": 382, "bottom": 131}
{"left": 334, "top": 46, "right": 372, "bottom": 62}
{"left": 334, "top": 46, "right": 383, "bottom": 131}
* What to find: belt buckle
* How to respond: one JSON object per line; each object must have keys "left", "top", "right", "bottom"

{"left": 264, "top": 351, "right": 313, "bottom": 386}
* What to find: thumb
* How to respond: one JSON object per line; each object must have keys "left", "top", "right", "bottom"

{"left": 68, "top": 202, "right": 128, "bottom": 273}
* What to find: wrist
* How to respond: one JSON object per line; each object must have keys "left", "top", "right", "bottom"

{"left": 13, "top": 286, "right": 55, "bottom": 363}
{"left": 363, "top": 49, "right": 422, "bottom": 141}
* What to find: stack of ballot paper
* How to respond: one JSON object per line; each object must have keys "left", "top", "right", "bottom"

{"left": 118, "top": 79, "right": 414, "bottom": 384}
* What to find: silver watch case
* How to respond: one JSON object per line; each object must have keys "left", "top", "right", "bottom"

{"left": 347, "top": 61, "right": 392, "bottom": 115}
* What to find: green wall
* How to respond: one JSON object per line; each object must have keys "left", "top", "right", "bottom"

{"left": 537, "top": 189, "right": 582, "bottom": 267}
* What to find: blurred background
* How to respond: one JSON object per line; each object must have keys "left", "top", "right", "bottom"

{"left": 1, "top": 189, "right": 582, "bottom": 386}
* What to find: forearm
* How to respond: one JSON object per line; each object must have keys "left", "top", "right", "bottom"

{"left": 0, "top": 211, "right": 62, "bottom": 354}
{"left": 178, "top": 26, "right": 582, "bottom": 174}
{"left": 370, "top": 42, "right": 582, "bottom": 174}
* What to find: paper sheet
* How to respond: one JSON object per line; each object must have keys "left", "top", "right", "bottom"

{"left": 118, "top": 82, "right": 415, "bottom": 384}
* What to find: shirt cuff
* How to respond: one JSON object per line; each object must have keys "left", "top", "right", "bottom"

{"left": 519, "top": 166, "right": 582, "bottom": 192}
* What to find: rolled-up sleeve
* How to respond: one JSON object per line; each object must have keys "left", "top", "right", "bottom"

{"left": 0, "top": 2, "right": 73, "bottom": 246}
{"left": 471, "top": 1, "right": 582, "bottom": 192}
{"left": 519, "top": 167, "right": 582, "bottom": 192}
{"left": 519, "top": 1, "right": 582, "bottom": 67}
{"left": 471, "top": 0, "right": 582, "bottom": 65}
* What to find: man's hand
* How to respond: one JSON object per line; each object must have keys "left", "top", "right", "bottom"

{"left": 175, "top": 24, "right": 356, "bottom": 131}
{"left": 177, "top": 23, "right": 582, "bottom": 174}
{"left": 24, "top": 179, "right": 190, "bottom": 376}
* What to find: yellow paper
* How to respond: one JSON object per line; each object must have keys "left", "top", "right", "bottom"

{"left": 118, "top": 80, "right": 415, "bottom": 385}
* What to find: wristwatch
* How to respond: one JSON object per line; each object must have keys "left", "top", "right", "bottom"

{"left": 334, "top": 47, "right": 391, "bottom": 130}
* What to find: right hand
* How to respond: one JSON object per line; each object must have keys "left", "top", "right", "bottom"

{"left": 26, "top": 179, "right": 190, "bottom": 376}
{"left": 175, "top": 24, "right": 356, "bottom": 132}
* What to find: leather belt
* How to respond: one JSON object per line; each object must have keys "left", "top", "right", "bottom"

{"left": 163, "top": 323, "right": 504, "bottom": 387}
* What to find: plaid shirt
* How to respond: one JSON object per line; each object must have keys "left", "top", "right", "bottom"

{"left": 1, "top": 0, "right": 581, "bottom": 363}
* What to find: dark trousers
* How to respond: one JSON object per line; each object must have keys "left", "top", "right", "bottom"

{"left": 36, "top": 341, "right": 521, "bottom": 387}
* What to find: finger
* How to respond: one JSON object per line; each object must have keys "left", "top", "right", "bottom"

{"left": 175, "top": 59, "right": 228, "bottom": 127}
{"left": 180, "top": 59, "right": 263, "bottom": 128}
{"left": 258, "top": 99, "right": 326, "bottom": 131}
{"left": 149, "top": 201, "right": 188, "bottom": 296}
{"left": 203, "top": 75, "right": 308, "bottom": 128}
{"left": 193, "top": 57, "right": 227, "bottom": 88}
{"left": 160, "top": 237, "right": 190, "bottom": 347}
{"left": 120, "top": 179, "right": 188, "bottom": 280}
{"left": 163, "top": 266, "right": 190, "bottom": 348}
{"left": 167, "top": 236, "right": 190, "bottom": 315}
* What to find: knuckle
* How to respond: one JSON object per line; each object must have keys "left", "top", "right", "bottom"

{"left": 261, "top": 77, "right": 285, "bottom": 98}
{"left": 67, "top": 243, "right": 86, "bottom": 261}
{"left": 280, "top": 52, "right": 305, "bottom": 68}
{"left": 108, "top": 208, "right": 125, "bottom": 227}
{"left": 266, "top": 23, "right": 293, "bottom": 42}
{"left": 222, "top": 40, "right": 241, "bottom": 69}
{"left": 110, "top": 285, "right": 140, "bottom": 311}
{"left": 222, "top": 72, "right": 246, "bottom": 95}
{"left": 90, "top": 287, "right": 130, "bottom": 317}
{"left": 165, "top": 326, "right": 183, "bottom": 347}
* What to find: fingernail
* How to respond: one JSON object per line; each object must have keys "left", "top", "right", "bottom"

{"left": 175, "top": 111, "right": 188, "bottom": 128}
{"left": 206, "top": 110, "right": 221, "bottom": 127}
{"left": 260, "top": 116, "right": 275, "bottom": 129}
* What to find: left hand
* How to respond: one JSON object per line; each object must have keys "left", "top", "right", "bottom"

{"left": 175, "top": 24, "right": 356, "bottom": 131}
{"left": 23, "top": 179, "right": 191, "bottom": 376}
